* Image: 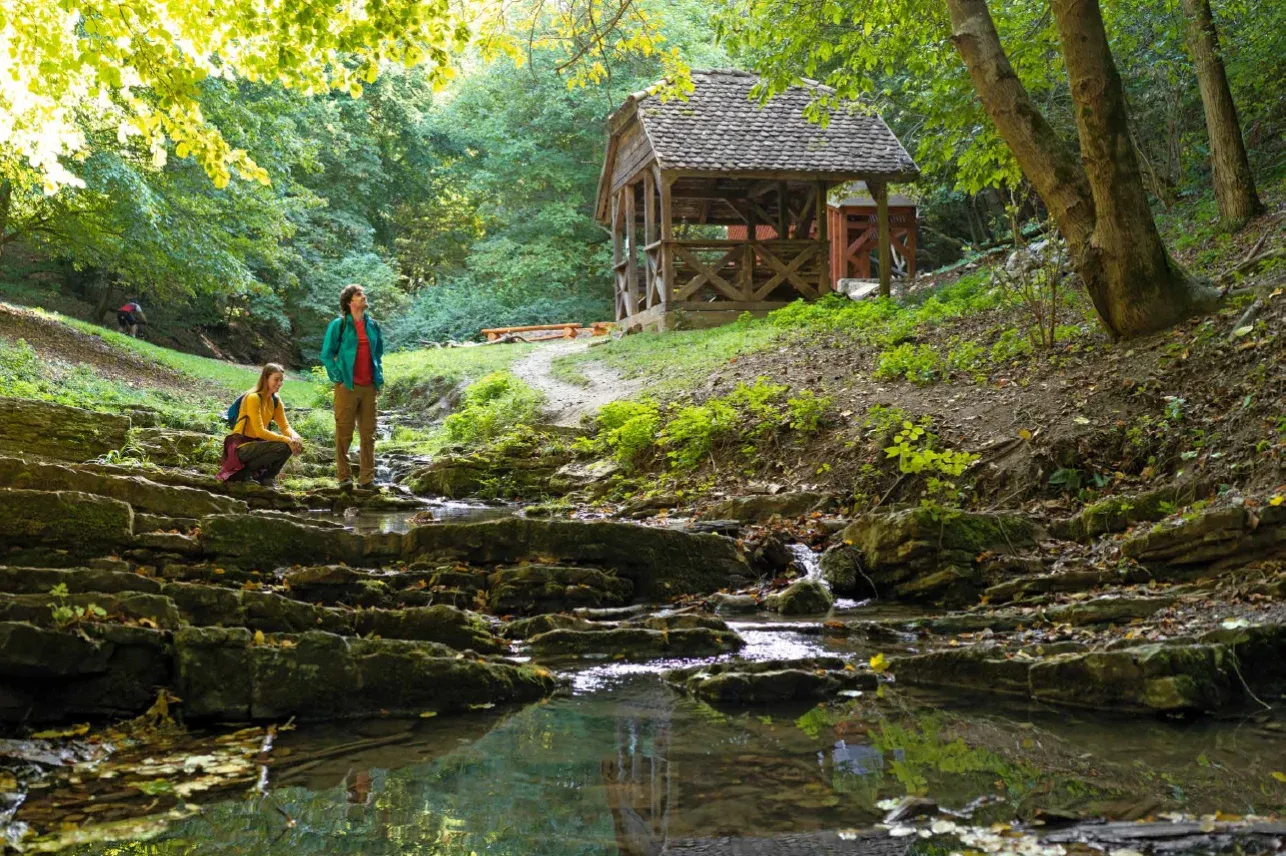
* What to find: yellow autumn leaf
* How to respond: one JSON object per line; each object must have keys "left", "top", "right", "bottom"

{"left": 1018, "top": 428, "right": 1032, "bottom": 441}
{"left": 1270, "top": 495, "right": 1284, "bottom": 507}
{"left": 1272, "top": 771, "right": 1286, "bottom": 783}
{"left": 419, "top": 711, "right": 438, "bottom": 718}
{"left": 252, "top": 629, "right": 265, "bottom": 646}
{"left": 869, "top": 653, "right": 889, "bottom": 673}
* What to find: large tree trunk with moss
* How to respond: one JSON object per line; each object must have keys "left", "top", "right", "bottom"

{"left": 1179, "top": 0, "right": 1264, "bottom": 229}
{"left": 946, "top": 0, "right": 1217, "bottom": 338}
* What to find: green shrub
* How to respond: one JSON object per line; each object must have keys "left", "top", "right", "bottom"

{"left": 786, "top": 390, "right": 830, "bottom": 433}
{"left": 660, "top": 399, "right": 737, "bottom": 470}
{"left": 726, "top": 378, "right": 787, "bottom": 438}
{"left": 874, "top": 343, "right": 943, "bottom": 385}
{"left": 590, "top": 399, "right": 662, "bottom": 468}
{"left": 989, "top": 329, "right": 1033, "bottom": 363}
{"left": 439, "top": 372, "right": 544, "bottom": 446}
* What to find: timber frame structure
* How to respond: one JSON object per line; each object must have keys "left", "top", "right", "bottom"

{"left": 595, "top": 69, "right": 919, "bottom": 331}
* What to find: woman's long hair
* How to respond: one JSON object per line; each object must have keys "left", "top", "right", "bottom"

{"left": 251, "top": 363, "right": 286, "bottom": 398}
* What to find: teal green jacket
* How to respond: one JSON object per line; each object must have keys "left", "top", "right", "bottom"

{"left": 321, "top": 314, "right": 385, "bottom": 391}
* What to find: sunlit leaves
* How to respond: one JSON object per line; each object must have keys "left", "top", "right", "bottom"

{"left": 1, "top": 0, "right": 470, "bottom": 190}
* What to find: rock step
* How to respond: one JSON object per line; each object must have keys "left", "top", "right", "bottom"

{"left": 889, "top": 623, "right": 1286, "bottom": 714}
{"left": 665, "top": 657, "right": 877, "bottom": 704}
{"left": 0, "top": 573, "right": 505, "bottom": 653}
{"left": 525, "top": 626, "right": 744, "bottom": 660}
{"left": 0, "top": 622, "right": 556, "bottom": 723}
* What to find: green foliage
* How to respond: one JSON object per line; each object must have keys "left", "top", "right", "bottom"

{"left": 660, "top": 399, "right": 738, "bottom": 470}
{"left": 786, "top": 390, "right": 830, "bottom": 433}
{"left": 874, "top": 343, "right": 943, "bottom": 385}
{"left": 439, "top": 372, "right": 544, "bottom": 447}
{"left": 583, "top": 400, "right": 664, "bottom": 468}
{"left": 726, "top": 378, "right": 788, "bottom": 438}
{"left": 48, "top": 583, "right": 107, "bottom": 628}
{"left": 989, "top": 328, "right": 1034, "bottom": 364}
{"left": 946, "top": 339, "right": 987, "bottom": 379}
{"left": 884, "top": 421, "right": 978, "bottom": 478}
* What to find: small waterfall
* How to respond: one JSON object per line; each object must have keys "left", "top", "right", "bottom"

{"left": 787, "top": 543, "right": 825, "bottom": 585}
{"left": 788, "top": 542, "right": 866, "bottom": 610}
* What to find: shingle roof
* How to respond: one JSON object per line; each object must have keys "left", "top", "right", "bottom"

{"left": 628, "top": 69, "right": 918, "bottom": 178}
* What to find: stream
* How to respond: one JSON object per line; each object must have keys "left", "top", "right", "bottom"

{"left": 37, "top": 534, "right": 1285, "bottom": 854}
{"left": 52, "top": 651, "right": 1286, "bottom": 855}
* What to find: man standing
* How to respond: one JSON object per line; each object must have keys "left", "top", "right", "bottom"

{"left": 320, "top": 284, "right": 385, "bottom": 489}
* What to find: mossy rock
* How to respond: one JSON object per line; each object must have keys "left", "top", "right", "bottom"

{"left": 0, "top": 566, "right": 161, "bottom": 596}
{"left": 1054, "top": 481, "right": 1212, "bottom": 541}
{"left": 407, "top": 518, "right": 751, "bottom": 600}
{"left": 0, "top": 397, "right": 130, "bottom": 462}
{"left": 1029, "top": 643, "right": 1238, "bottom": 712}
{"left": 502, "top": 613, "right": 597, "bottom": 639}
{"left": 0, "top": 489, "right": 134, "bottom": 553}
{"left": 708, "top": 593, "right": 760, "bottom": 615}
{"left": 354, "top": 604, "right": 505, "bottom": 654}
{"left": 830, "top": 508, "right": 1043, "bottom": 604}
{"left": 199, "top": 513, "right": 382, "bottom": 568}
{"left": 0, "top": 455, "right": 246, "bottom": 519}
{"left": 282, "top": 565, "right": 393, "bottom": 608}
{"left": 766, "top": 579, "right": 833, "bottom": 615}
{"left": 526, "top": 626, "right": 744, "bottom": 659}
{"left": 705, "top": 492, "right": 836, "bottom": 523}
{"left": 175, "top": 627, "right": 557, "bottom": 721}
{"left": 665, "top": 657, "right": 874, "bottom": 704}
{"left": 486, "top": 565, "right": 633, "bottom": 616}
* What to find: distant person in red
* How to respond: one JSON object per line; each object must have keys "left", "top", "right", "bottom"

{"left": 320, "top": 284, "right": 385, "bottom": 489}
{"left": 116, "top": 298, "right": 146, "bottom": 337}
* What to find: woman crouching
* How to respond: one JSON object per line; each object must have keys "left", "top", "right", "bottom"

{"left": 217, "top": 363, "right": 303, "bottom": 488}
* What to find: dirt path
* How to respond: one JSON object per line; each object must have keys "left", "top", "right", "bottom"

{"left": 0, "top": 303, "right": 198, "bottom": 393}
{"left": 509, "top": 339, "right": 641, "bottom": 428}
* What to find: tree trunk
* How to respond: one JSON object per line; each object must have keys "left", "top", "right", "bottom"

{"left": 1050, "top": 0, "right": 1217, "bottom": 337}
{"left": 943, "top": 0, "right": 1108, "bottom": 323}
{"left": 946, "top": 0, "right": 1217, "bottom": 338}
{"left": 1179, "top": 0, "right": 1264, "bottom": 229}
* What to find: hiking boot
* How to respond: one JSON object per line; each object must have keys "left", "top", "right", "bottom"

{"left": 337, "top": 478, "right": 354, "bottom": 492}
{"left": 256, "top": 477, "right": 277, "bottom": 489}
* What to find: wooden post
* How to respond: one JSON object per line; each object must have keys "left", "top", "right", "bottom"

{"left": 872, "top": 180, "right": 891, "bottom": 298}
{"left": 657, "top": 168, "right": 675, "bottom": 304}
{"left": 611, "top": 192, "right": 623, "bottom": 321}
{"left": 745, "top": 195, "right": 758, "bottom": 300}
{"left": 625, "top": 181, "right": 639, "bottom": 315}
{"left": 816, "top": 180, "right": 829, "bottom": 294}
{"left": 643, "top": 170, "right": 657, "bottom": 308}
{"left": 777, "top": 181, "right": 788, "bottom": 238}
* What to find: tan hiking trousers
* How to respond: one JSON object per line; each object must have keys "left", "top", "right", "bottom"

{"left": 334, "top": 383, "right": 377, "bottom": 484}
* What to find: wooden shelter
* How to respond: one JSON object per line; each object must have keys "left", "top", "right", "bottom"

{"left": 728, "top": 184, "right": 919, "bottom": 282}
{"left": 829, "top": 185, "right": 919, "bottom": 281}
{"left": 595, "top": 69, "right": 918, "bottom": 331}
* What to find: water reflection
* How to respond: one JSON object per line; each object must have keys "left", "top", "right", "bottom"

{"left": 318, "top": 501, "right": 518, "bottom": 535}
{"left": 56, "top": 679, "right": 1286, "bottom": 856}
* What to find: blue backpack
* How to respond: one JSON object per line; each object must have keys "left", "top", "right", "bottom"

{"left": 225, "top": 392, "right": 279, "bottom": 431}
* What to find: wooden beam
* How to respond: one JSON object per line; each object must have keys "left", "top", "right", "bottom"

{"left": 795, "top": 186, "right": 817, "bottom": 239}
{"left": 657, "top": 167, "right": 676, "bottom": 303}
{"left": 625, "top": 182, "right": 639, "bottom": 315}
{"left": 871, "top": 180, "right": 891, "bottom": 299}
{"left": 755, "top": 243, "right": 819, "bottom": 299}
{"left": 776, "top": 182, "right": 788, "bottom": 239}
{"left": 673, "top": 243, "right": 742, "bottom": 301}
{"left": 643, "top": 170, "right": 657, "bottom": 308}
{"left": 816, "top": 180, "right": 830, "bottom": 294}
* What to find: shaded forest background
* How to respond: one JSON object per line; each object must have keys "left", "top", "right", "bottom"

{"left": 0, "top": 0, "right": 1281, "bottom": 365}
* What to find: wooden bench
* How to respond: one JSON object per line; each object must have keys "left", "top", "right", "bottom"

{"left": 481, "top": 323, "right": 581, "bottom": 342}
{"left": 480, "top": 322, "right": 615, "bottom": 342}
